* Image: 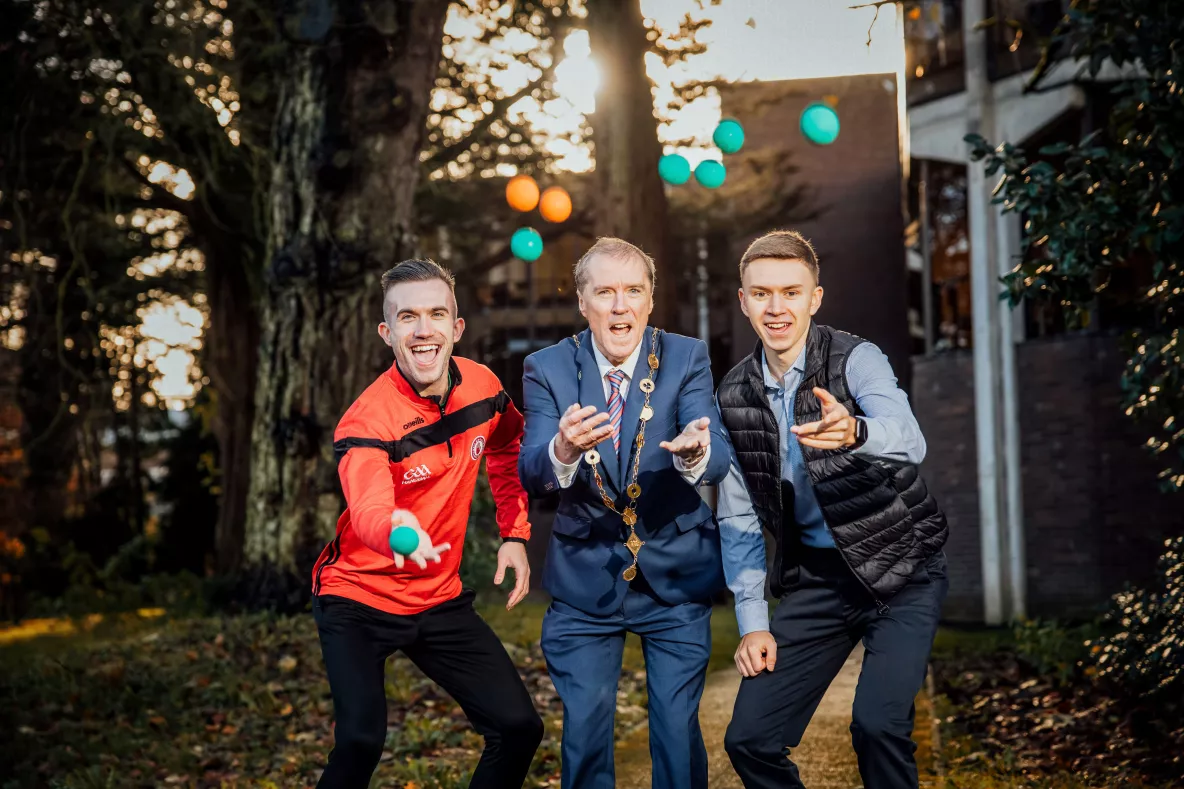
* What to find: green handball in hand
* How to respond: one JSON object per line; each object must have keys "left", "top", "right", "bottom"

{"left": 389, "top": 525, "right": 420, "bottom": 556}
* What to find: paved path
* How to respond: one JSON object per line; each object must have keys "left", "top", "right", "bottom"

{"left": 615, "top": 645, "right": 866, "bottom": 788}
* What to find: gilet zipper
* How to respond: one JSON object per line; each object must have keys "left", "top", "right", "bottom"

{"left": 766, "top": 382, "right": 890, "bottom": 616}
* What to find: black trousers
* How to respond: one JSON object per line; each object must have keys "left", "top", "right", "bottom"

{"left": 725, "top": 547, "right": 948, "bottom": 789}
{"left": 312, "top": 590, "right": 543, "bottom": 789}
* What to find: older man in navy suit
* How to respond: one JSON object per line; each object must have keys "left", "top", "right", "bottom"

{"left": 519, "top": 237, "right": 730, "bottom": 789}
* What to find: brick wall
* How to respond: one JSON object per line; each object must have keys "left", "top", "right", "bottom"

{"left": 913, "top": 333, "right": 1182, "bottom": 621}
{"left": 911, "top": 350, "right": 981, "bottom": 619}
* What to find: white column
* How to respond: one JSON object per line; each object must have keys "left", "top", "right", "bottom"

{"left": 996, "top": 209, "right": 1027, "bottom": 620}
{"left": 964, "top": 0, "right": 1007, "bottom": 625}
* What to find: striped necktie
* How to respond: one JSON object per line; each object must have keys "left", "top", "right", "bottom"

{"left": 605, "top": 369, "right": 627, "bottom": 451}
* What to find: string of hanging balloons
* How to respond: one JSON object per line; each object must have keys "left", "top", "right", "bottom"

{"left": 658, "top": 103, "right": 840, "bottom": 189}
{"left": 659, "top": 119, "right": 744, "bottom": 189}
{"left": 503, "top": 104, "right": 840, "bottom": 262}
{"left": 505, "top": 176, "right": 570, "bottom": 262}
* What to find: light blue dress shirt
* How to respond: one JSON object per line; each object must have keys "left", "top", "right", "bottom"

{"left": 717, "top": 340, "right": 928, "bottom": 636}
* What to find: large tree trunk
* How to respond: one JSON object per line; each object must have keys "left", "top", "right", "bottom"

{"left": 17, "top": 262, "right": 96, "bottom": 535}
{"left": 203, "top": 240, "right": 258, "bottom": 575}
{"left": 587, "top": 0, "right": 672, "bottom": 325}
{"left": 242, "top": 0, "right": 449, "bottom": 600}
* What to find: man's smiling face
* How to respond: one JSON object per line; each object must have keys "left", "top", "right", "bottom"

{"left": 738, "top": 257, "right": 823, "bottom": 357}
{"left": 379, "top": 278, "right": 464, "bottom": 395}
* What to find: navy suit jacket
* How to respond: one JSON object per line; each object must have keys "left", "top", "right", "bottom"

{"left": 519, "top": 328, "right": 730, "bottom": 616}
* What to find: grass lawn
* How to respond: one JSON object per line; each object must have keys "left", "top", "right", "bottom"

{"left": 22, "top": 595, "right": 1172, "bottom": 788}
{"left": 0, "top": 595, "right": 742, "bottom": 789}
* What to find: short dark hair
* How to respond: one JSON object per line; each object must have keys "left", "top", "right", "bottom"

{"left": 573, "top": 237, "right": 657, "bottom": 293}
{"left": 739, "top": 230, "right": 820, "bottom": 283}
{"left": 380, "top": 258, "right": 456, "bottom": 322}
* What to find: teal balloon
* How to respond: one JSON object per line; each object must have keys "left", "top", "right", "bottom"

{"left": 713, "top": 120, "right": 745, "bottom": 154}
{"left": 389, "top": 526, "right": 419, "bottom": 556}
{"left": 658, "top": 153, "right": 691, "bottom": 185}
{"left": 510, "top": 227, "right": 543, "bottom": 261}
{"left": 694, "top": 160, "right": 726, "bottom": 189}
{"left": 801, "top": 103, "right": 840, "bottom": 145}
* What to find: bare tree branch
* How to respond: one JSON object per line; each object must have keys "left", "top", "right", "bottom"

{"left": 849, "top": 1, "right": 915, "bottom": 47}
{"left": 423, "top": 76, "right": 546, "bottom": 170}
{"left": 1024, "top": 25, "right": 1072, "bottom": 93}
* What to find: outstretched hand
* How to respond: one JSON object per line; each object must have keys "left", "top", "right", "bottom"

{"left": 390, "top": 509, "right": 452, "bottom": 570}
{"left": 790, "top": 387, "right": 857, "bottom": 450}
{"left": 660, "top": 416, "right": 711, "bottom": 464}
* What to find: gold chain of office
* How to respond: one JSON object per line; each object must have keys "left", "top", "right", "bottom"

{"left": 573, "top": 327, "right": 659, "bottom": 582}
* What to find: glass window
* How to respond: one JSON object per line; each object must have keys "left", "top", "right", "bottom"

{"left": 905, "top": 0, "right": 966, "bottom": 104}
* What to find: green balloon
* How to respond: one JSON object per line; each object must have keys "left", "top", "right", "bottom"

{"left": 801, "top": 103, "right": 840, "bottom": 145}
{"left": 713, "top": 120, "right": 745, "bottom": 154}
{"left": 510, "top": 227, "right": 543, "bottom": 262}
{"left": 389, "top": 525, "right": 419, "bottom": 556}
{"left": 694, "top": 159, "right": 726, "bottom": 189}
{"left": 658, "top": 153, "right": 691, "bottom": 185}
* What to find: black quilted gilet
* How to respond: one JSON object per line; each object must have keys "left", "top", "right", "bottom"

{"left": 716, "top": 323, "right": 948, "bottom": 603}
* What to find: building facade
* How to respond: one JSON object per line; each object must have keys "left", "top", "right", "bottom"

{"left": 904, "top": 0, "right": 1179, "bottom": 621}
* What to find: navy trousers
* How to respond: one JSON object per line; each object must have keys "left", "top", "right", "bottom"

{"left": 725, "top": 547, "right": 948, "bottom": 789}
{"left": 542, "top": 581, "right": 712, "bottom": 789}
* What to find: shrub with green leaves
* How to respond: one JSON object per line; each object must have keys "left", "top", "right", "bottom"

{"left": 1011, "top": 617, "right": 1100, "bottom": 687}
{"left": 1085, "top": 536, "right": 1183, "bottom": 698}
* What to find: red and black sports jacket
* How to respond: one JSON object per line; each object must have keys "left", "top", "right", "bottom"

{"left": 312, "top": 356, "right": 530, "bottom": 615}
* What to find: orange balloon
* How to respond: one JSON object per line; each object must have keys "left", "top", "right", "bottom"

{"left": 539, "top": 186, "right": 572, "bottom": 223}
{"left": 506, "top": 175, "right": 540, "bottom": 212}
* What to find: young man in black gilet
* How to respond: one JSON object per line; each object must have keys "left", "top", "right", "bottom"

{"left": 716, "top": 230, "right": 949, "bottom": 789}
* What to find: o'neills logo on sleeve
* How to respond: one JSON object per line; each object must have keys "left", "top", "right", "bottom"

{"left": 402, "top": 465, "right": 432, "bottom": 484}
{"left": 403, "top": 416, "right": 426, "bottom": 430}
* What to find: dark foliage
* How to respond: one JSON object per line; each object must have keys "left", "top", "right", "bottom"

{"left": 1086, "top": 536, "right": 1184, "bottom": 701}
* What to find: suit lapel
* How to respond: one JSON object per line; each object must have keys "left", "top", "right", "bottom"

{"left": 575, "top": 329, "right": 621, "bottom": 492}
{"left": 617, "top": 329, "right": 659, "bottom": 483}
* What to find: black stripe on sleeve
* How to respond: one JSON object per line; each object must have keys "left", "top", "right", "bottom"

{"left": 333, "top": 437, "right": 399, "bottom": 465}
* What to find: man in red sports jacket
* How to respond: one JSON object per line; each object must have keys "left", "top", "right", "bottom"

{"left": 310, "top": 258, "right": 542, "bottom": 788}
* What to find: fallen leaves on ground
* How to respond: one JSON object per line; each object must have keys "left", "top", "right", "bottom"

{"left": 0, "top": 602, "right": 650, "bottom": 788}
{"left": 933, "top": 644, "right": 1183, "bottom": 788}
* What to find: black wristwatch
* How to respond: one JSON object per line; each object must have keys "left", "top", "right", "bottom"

{"left": 849, "top": 418, "right": 868, "bottom": 451}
